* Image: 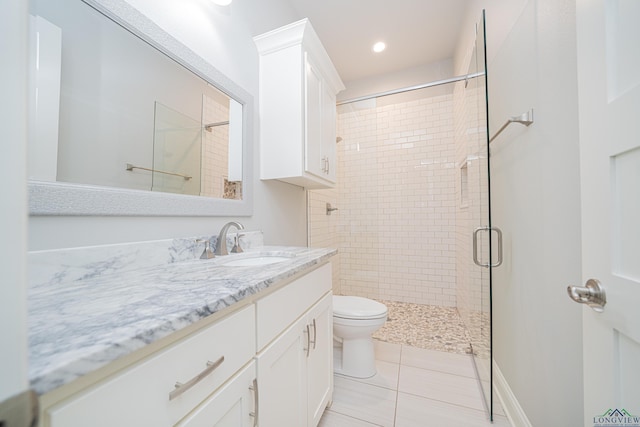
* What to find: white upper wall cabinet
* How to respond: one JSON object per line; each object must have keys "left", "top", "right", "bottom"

{"left": 254, "top": 19, "right": 345, "bottom": 189}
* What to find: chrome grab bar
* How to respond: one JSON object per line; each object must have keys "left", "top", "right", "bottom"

{"left": 169, "top": 356, "right": 225, "bottom": 400}
{"left": 126, "top": 163, "right": 192, "bottom": 181}
{"left": 473, "top": 226, "right": 503, "bottom": 268}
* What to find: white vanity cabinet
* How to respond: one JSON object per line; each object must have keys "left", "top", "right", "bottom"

{"left": 45, "top": 305, "right": 257, "bottom": 427}
{"left": 254, "top": 19, "right": 344, "bottom": 189}
{"left": 40, "top": 262, "right": 334, "bottom": 427}
{"left": 255, "top": 263, "right": 333, "bottom": 427}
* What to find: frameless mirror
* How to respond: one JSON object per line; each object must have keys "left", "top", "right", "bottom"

{"left": 28, "top": 0, "right": 253, "bottom": 216}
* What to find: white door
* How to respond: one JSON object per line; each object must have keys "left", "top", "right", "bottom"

{"left": 575, "top": 0, "right": 640, "bottom": 425}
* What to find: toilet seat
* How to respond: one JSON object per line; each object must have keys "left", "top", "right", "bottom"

{"left": 333, "top": 296, "right": 388, "bottom": 320}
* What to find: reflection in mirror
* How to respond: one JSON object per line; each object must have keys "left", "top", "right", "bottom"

{"left": 150, "top": 97, "right": 243, "bottom": 199}
{"left": 151, "top": 102, "right": 201, "bottom": 196}
{"left": 28, "top": 0, "right": 250, "bottom": 215}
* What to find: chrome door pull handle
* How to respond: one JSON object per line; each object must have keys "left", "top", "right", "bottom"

{"left": 492, "top": 227, "right": 503, "bottom": 267}
{"left": 473, "top": 226, "right": 503, "bottom": 268}
{"left": 304, "top": 324, "right": 311, "bottom": 357}
{"left": 249, "top": 378, "right": 259, "bottom": 427}
{"left": 473, "top": 226, "right": 489, "bottom": 267}
{"left": 310, "top": 318, "right": 317, "bottom": 350}
{"left": 169, "top": 355, "right": 225, "bottom": 400}
{"left": 567, "top": 279, "right": 606, "bottom": 312}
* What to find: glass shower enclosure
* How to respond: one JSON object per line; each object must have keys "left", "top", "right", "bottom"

{"left": 308, "top": 10, "right": 494, "bottom": 422}
{"left": 457, "top": 11, "right": 494, "bottom": 420}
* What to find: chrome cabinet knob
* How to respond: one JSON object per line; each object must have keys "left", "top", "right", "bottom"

{"left": 567, "top": 279, "right": 606, "bottom": 312}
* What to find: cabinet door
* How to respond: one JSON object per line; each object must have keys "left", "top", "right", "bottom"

{"left": 255, "top": 316, "right": 307, "bottom": 427}
{"left": 306, "top": 293, "right": 333, "bottom": 427}
{"left": 177, "top": 362, "right": 256, "bottom": 427}
{"left": 304, "top": 53, "right": 325, "bottom": 179}
{"left": 321, "top": 84, "right": 337, "bottom": 183}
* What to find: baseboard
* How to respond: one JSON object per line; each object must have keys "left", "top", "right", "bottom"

{"left": 493, "top": 360, "right": 533, "bottom": 427}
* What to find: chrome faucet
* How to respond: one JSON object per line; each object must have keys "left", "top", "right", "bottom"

{"left": 215, "top": 221, "right": 245, "bottom": 255}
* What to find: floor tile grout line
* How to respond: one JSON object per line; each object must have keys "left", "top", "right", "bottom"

{"left": 399, "top": 361, "right": 480, "bottom": 381}
{"left": 322, "top": 409, "right": 386, "bottom": 427}
{"left": 392, "top": 344, "right": 403, "bottom": 426}
{"left": 396, "top": 389, "right": 492, "bottom": 416}
{"left": 334, "top": 372, "right": 399, "bottom": 392}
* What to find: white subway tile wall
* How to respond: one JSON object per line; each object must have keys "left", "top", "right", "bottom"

{"left": 201, "top": 94, "right": 229, "bottom": 198}
{"left": 310, "top": 92, "right": 457, "bottom": 306}
{"left": 453, "top": 76, "right": 490, "bottom": 358}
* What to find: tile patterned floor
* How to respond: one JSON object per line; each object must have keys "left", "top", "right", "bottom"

{"left": 320, "top": 341, "right": 512, "bottom": 427}
{"left": 372, "top": 300, "right": 472, "bottom": 355}
{"left": 321, "top": 301, "right": 510, "bottom": 426}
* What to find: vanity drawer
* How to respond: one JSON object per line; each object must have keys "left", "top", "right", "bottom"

{"left": 256, "top": 262, "right": 331, "bottom": 350}
{"left": 47, "top": 305, "right": 255, "bottom": 427}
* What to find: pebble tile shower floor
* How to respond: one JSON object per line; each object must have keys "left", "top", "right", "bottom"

{"left": 372, "top": 300, "right": 472, "bottom": 355}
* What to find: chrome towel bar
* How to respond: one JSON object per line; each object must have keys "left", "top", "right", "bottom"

{"left": 204, "top": 120, "right": 229, "bottom": 132}
{"left": 489, "top": 109, "right": 534, "bottom": 143}
{"left": 125, "top": 163, "right": 192, "bottom": 180}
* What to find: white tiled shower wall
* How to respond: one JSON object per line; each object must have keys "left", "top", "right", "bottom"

{"left": 201, "top": 94, "right": 229, "bottom": 198}
{"left": 310, "top": 92, "right": 457, "bottom": 306}
{"left": 453, "top": 75, "right": 491, "bottom": 361}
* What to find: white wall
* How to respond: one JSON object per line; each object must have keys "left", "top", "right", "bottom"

{"left": 29, "top": 0, "right": 309, "bottom": 251}
{"left": 0, "top": 0, "right": 29, "bottom": 402}
{"left": 455, "top": 0, "right": 584, "bottom": 425}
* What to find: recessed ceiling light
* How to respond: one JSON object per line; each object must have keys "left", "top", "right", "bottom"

{"left": 372, "top": 42, "right": 386, "bottom": 53}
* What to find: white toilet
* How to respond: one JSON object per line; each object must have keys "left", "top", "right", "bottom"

{"left": 332, "top": 295, "right": 388, "bottom": 378}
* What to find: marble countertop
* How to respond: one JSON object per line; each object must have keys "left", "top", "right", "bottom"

{"left": 28, "top": 245, "right": 336, "bottom": 395}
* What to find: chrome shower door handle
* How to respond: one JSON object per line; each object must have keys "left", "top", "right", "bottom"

{"left": 473, "top": 226, "right": 503, "bottom": 268}
{"left": 567, "top": 279, "right": 606, "bottom": 312}
{"left": 492, "top": 227, "right": 503, "bottom": 267}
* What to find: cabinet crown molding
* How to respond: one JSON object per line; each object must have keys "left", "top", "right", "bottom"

{"left": 254, "top": 18, "right": 345, "bottom": 94}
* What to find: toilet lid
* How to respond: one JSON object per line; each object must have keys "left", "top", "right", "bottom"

{"left": 333, "top": 296, "right": 388, "bottom": 320}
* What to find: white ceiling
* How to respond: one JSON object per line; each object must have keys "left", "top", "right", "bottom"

{"left": 285, "top": 0, "right": 472, "bottom": 84}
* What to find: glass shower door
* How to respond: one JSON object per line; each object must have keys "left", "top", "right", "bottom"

{"left": 463, "top": 10, "right": 494, "bottom": 421}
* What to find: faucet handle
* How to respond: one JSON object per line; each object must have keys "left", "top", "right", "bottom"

{"left": 196, "top": 239, "right": 215, "bottom": 259}
{"left": 231, "top": 233, "right": 245, "bottom": 254}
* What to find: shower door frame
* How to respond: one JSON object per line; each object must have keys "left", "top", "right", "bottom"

{"left": 466, "top": 10, "right": 494, "bottom": 421}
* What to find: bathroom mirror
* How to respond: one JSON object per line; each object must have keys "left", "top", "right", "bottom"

{"left": 28, "top": 0, "right": 253, "bottom": 216}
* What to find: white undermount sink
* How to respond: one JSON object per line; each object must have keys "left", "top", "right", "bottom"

{"left": 221, "top": 255, "right": 292, "bottom": 267}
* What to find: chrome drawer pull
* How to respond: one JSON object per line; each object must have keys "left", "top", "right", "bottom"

{"left": 249, "top": 378, "right": 259, "bottom": 427}
{"left": 169, "top": 355, "right": 225, "bottom": 400}
{"left": 305, "top": 324, "right": 311, "bottom": 357}
{"left": 311, "top": 318, "right": 317, "bottom": 350}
